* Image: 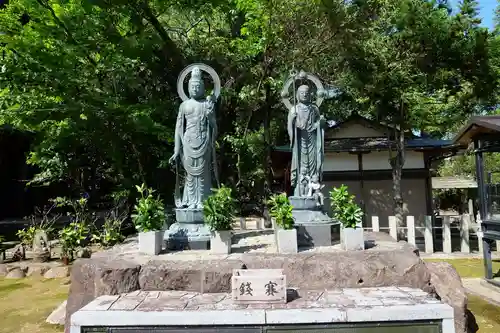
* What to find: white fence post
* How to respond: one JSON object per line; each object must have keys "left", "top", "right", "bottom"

{"left": 389, "top": 216, "right": 398, "bottom": 240}
{"left": 460, "top": 214, "right": 471, "bottom": 253}
{"left": 477, "top": 213, "right": 484, "bottom": 254}
{"left": 406, "top": 216, "right": 416, "bottom": 246}
{"left": 424, "top": 215, "right": 434, "bottom": 254}
{"left": 442, "top": 216, "right": 452, "bottom": 254}
{"left": 371, "top": 216, "right": 380, "bottom": 232}
{"left": 239, "top": 217, "right": 246, "bottom": 230}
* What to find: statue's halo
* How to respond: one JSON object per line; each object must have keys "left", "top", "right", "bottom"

{"left": 281, "top": 71, "right": 325, "bottom": 110}
{"left": 177, "top": 63, "right": 221, "bottom": 102}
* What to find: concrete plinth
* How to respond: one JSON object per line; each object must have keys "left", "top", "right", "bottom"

{"left": 164, "top": 208, "right": 210, "bottom": 250}
{"left": 71, "top": 288, "right": 455, "bottom": 333}
{"left": 289, "top": 196, "right": 339, "bottom": 247}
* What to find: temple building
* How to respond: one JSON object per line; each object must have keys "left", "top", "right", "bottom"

{"left": 273, "top": 114, "right": 457, "bottom": 229}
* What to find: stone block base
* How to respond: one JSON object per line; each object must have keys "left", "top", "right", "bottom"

{"left": 277, "top": 228, "right": 298, "bottom": 254}
{"left": 164, "top": 208, "right": 210, "bottom": 250}
{"left": 295, "top": 222, "right": 340, "bottom": 247}
{"left": 65, "top": 236, "right": 473, "bottom": 333}
{"left": 288, "top": 195, "right": 339, "bottom": 247}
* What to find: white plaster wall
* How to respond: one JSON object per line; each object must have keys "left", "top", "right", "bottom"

{"left": 323, "top": 152, "right": 358, "bottom": 171}
{"left": 323, "top": 151, "right": 425, "bottom": 172}
{"left": 362, "top": 151, "right": 425, "bottom": 170}
{"left": 327, "top": 123, "right": 384, "bottom": 139}
{"left": 322, "top": 179, "right": 428, "bottom": 232}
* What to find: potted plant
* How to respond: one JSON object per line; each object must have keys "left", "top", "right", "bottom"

{"left": 330, "top": 185, "right": 364, "bottom": 251}
{"left": 268, "top": 193, "right": 297, "bottom": 254}
{"left": 59, "top": 221, "right": 90, "bottom": 265}
{"left": 203, "top": 186, "right": 235, "bottom": 254}
{"left": 132, "top": 183, "right": 166, "bottom": 255}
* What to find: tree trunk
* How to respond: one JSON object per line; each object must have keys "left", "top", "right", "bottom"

{"left": 263, "top": 79, "right": 272, "bottom": 197}
{"left": 262, "top": 50, "right": 273, "bottom": 200}
{"left": 389, "top": 120, "right": 406, "bottom": 229}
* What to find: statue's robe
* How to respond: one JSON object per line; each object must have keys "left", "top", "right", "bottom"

{"left": 174, "top": 99, "right": 217, "bottom": 208}
{"left": 288, "top": 103, "right": 324, "bottom": 197}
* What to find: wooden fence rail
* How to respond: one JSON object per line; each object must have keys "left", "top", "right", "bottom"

{"left": 234, "top": 214, "right": 494, "bottom": 254}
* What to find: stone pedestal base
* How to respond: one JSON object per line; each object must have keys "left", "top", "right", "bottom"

{"left": 289, "top": 196, "right": 339, "bottom": 247}
{"left": 164, "top": 208, "right": 210, "bottom": 250}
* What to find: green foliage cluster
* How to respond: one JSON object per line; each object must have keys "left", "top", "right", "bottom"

{"left": 91, "top": 215, "right": 126, "bottom": 248}
{"left": 16, "top": 205, "right": 59, "bottom": 248}
{"left": 16, "top": 227, "right": 36, "bottom": 248}
{"left": 132, "top": 183, "right": 165, "bottom": 232}
{"left": 330, "top": 185, "right": 363, "bottom": 229}
{"left": 267, "top": 193, "right": 294, "bottom": 230}
{"left": 59, "top": 221, "right": 89, "bottom": 259}
{"left": 91, "top": 198, "right": 129, "bottom": 247}
{"left": 53, "top": 196, "right": 94, "bottom": 259}
{"left": 203, "top": 186, "right": 236, "bottom": 232}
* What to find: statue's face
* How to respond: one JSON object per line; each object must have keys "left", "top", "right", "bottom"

{"left": 297, "top": 85, "right": 311, "bottom": 103}
{"left": 188, "top": 80, "right": 204, "bottom": 99}
{"left": 312, "top": 175, "right": 319, "bottom": 182}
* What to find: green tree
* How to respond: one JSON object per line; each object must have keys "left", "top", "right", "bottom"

{"left": 0, "top": 0, "right": 181, "bottom": 202}
{"left": 321, "top": 0, "right": 496, "bottom": 226}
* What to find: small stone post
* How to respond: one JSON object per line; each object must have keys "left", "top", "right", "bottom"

{"left": 406, "top": 216, "right": 416, "bottom": 246}
{"left": 460, "top": 214, "right": 470, "bottom": 253}
{"left": 389, "top": 216, "right": 398, "bottom": 241}
{"left": 442, "top": 216, "right": 452, "bottom": 254}
{"left": 424, "top": 215, "right": 434, "bottom": 254}
{"left": 371, "top": 216, "right": 380, "bottom": 232}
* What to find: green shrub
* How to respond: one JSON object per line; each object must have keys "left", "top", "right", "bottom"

{"left": 268, "top": 193, "right": 294, "bottom": 230}
{"left": 329, "top": 185, "right": 363, "bottom": 229}
{"left": 59, "top": 221, "right": 90, "bottom": 260}
{"left": 131, "top": 183, "right": 165, "bottom": 232}
{"left": 17, "top": 205, "right": 59, "bottom": 248}
{"left": 203, "top": 186, "right": 235, "bottom": 232}
{"left": 91, "top": 217, "right": 125, "bottom": 247}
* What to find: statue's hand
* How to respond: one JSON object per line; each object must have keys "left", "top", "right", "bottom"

{"left": 207, "top": 93, "right": 216, "bottom": 103}
{"left": 319, "top": 115, "right": 326, "bottom": 127}
{"left": 169, "top": 153, "right": 179, "bottom": 165}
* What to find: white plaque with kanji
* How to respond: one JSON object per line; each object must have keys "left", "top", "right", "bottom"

{"left": 231, "top": 269, "right": 286, "bottom": 304}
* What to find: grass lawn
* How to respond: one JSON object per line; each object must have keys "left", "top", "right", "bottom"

{"left": 0, "top": 259, "right": 499, "bottom": 333}
{"left": 425, "top": 258, "right": 500, "bottom": 279}
{"left": 424, "top": 258, "right": 500, "bottom": 333}
{"left": 469, "top": 294, "right": 500, "bottom": 333}
{"left": 0, "top": 277, "right": 68, "bottom": 333}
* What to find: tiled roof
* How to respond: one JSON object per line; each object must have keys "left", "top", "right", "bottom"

{"left": 274, "top": 137, "right": 453, "bottom": 153}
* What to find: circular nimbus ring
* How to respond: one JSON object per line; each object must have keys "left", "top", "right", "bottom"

{"left": 177, "top": 63, "right": 221, "bottom": 102}
{"left": 280, "top": 71, "right": 325, "bottom": 110}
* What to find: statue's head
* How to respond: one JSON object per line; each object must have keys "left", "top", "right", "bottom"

{"left": 297, "top": 85, "right": 311, "bottom": 103}
{"left": 188, "top": 67, "right": 205, "bottom": 99}
{"left": 312, "top": 174, "right": 319, "bottom": 182}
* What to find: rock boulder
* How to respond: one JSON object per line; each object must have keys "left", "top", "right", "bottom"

{"left": 44, "top": 266, "right": 71, "bottom": 279}
{"left": 6, "top": 267, "right": 26, "bottom": 278}
{"left": 426, "top": 261, "right": 478, "bottom": 333}
{"left": 65, "top": 259, "right": 141, "bottom": 332}
{"left": 46, "top": 300, "right": 67, "bottom": 325}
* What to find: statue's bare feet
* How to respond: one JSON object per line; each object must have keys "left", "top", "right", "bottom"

{"left": 188, "top": 204, "right": 196, "bottom": 209}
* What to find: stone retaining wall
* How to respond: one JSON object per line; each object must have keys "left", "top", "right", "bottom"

{"left": 64, "top": 235, "right": 476, "bottom": 333}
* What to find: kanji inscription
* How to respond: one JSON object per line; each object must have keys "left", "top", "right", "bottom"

{"left": 231, "top": 269, "right": 286, "bottom": 304}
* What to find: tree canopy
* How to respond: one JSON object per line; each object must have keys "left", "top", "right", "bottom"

{"left": 0, "top": 0, "right": 498, "bottom": 213}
